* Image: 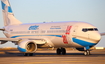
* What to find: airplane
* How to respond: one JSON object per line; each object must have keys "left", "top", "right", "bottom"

{"left": 0, "top": 0, "right": 105, "bottom": 56}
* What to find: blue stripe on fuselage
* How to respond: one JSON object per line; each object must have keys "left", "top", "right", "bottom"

{"left": 72, "top": 38, "right": 96, "bottom": 47}
{"left": 12, "top": 35, "right": 96, "bottom": 47}
{"left": 11, "top": 35, "right": 62, "bottom": 38}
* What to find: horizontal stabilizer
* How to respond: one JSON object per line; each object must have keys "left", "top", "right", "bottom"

{"left": 100, "top": 32, "right": 105, "bottom": 36}
{"left": 0, "top": 28, "right": 5, "bottom": 31}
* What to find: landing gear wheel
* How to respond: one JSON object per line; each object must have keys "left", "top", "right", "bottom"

{"left": 57, "top": 48, "right": 61, "bottom": 55}
{"left": 23, "top": 53, "right": 34, "bottom": 56}
{"left": 56, "top": 48, "right": 66, "bottom": 55}
{"left": 61, "top": 48, "right": 66, "bottom": 55}
{"left": 87, "top": 51, "right": 90, "bottom": 55}
{"left": 29, "top": 53, "right": 33, "bottom": 56}
{"left": 84, "top": 50, "right": 90, "bottom": 56}
{"left": 24, "top": 53, "right": 28, "bottom": 56}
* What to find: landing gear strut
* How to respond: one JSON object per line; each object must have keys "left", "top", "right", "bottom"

{"left": 84, "top": 50, "right": 90, "bottom": 56}
{"left": 56, "top": 48, "right": 66, "bottom": 55}
{"left": 24, "top": 53, "right": 34, "bottom": 56}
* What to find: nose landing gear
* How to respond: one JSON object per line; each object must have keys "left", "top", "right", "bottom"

{"left": 84, "top": 50, "right": 90, "bottom": 56}
{"left": 83, "top": 46, "right": 91, "bottom": 56}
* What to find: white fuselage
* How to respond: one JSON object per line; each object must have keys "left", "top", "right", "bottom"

{"left": 3, "top": 21, "right": 101, "bottom": 48}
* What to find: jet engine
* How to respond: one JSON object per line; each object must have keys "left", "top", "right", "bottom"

{"left": 17, "top": 40, "right": 37, "bottom": 53}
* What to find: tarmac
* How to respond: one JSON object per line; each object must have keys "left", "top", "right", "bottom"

{"left": 0, "top": 48, "right": 105, "bottom": 64}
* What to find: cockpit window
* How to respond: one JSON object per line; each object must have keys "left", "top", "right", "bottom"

{"left": 94, "top": 28, "right": 98, "bottom": 31}
{"left": 82, "top": 29, "right": 88, "bottom": 32}
{"left": 82, "top": 28, "right": 98, "bottom": 32}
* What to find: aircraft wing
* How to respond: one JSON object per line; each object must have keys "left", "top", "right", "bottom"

{"left": 0, "top": 38, "right": 46, "bottom": 44}
{"left": 0, "top": 38, "right": 19, "bottom": 41}
{"left": 0, "top": 38, "right": 19, "bottom": 44}
{"left": 100, "top": 32, "right": 105, "bottom": 36}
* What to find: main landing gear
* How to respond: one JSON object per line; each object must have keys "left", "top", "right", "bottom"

{"left": 56, "top": 48, "right": 66, "bottom": 55}
{"left": 24, "top": 53, "right": 34, "bottom": 56}
{"left": 84, "top": 50, "right": 90, "bottom": 56}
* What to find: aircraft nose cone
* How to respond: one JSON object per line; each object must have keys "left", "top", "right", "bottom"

{"left": 96, "top": 33, "right": 101, "bottom": 41}
{"left": 89, "top": 32, "right": 101, "bottom": 43}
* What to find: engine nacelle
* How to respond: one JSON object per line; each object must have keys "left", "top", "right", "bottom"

{"left": 17, "top": 40, "right": 37, "bottom": 53}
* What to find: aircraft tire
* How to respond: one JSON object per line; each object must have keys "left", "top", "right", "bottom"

{"left": 84, "top": 50, "right": 90, "bottom": 56}
{"left": 56, "top": 48, "right": 61, "bottom": 55}
{"left": 61, "top": 48, "right": 66, "bottom": 55}
{"left": 24, "top": 53, "right": 28, "bottom": 56}
{"left": 29, "top": 53, "right": 33, "bottom": 56}
{"left": 24, "top": 53, "right": 33, "bottom": 56}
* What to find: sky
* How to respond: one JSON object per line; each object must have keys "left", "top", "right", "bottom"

{"left": 0, "top": 0, "right": 105, "bottom": 48}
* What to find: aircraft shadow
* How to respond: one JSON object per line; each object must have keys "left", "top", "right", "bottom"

{"left": 0, "top": 50, "right": 105, "bottom": 57}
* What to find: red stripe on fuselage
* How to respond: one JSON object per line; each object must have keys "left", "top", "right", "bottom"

{"left": 65, "top": 26, "right": 72, "bottom": 34}
{"left": 62, "top": 26, "right": 72, "bottom": 44}
{"left": 62, "top": 35, "right": 68, "bottom": 44}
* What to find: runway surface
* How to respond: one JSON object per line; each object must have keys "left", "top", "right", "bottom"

{"left": 0, "top": 48, "right": 105, "bottom": 64}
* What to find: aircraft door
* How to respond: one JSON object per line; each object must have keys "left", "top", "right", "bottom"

{"left": 72, "top": 26, "right": 78, "bottom": 38}
{"left": 73, "top": 26, "right": 89, "bottom": 39}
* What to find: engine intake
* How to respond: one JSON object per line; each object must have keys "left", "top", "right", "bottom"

{"left": 18, "top": 40, "right": 37, "bottom": 53}
{"left": 26, "top": 42, "right": 36, "bottom": 52}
